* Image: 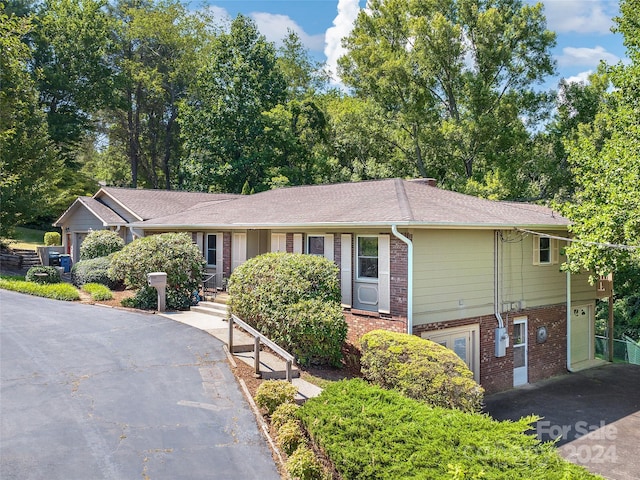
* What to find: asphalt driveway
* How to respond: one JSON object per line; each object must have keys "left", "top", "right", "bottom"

{"left": 484, "top": 363, "right": 640, "bottom": 480}
{"left": 0, "top": 290, "right": 280, "bottom": 480}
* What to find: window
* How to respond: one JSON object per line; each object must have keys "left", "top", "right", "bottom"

{"left": 357, "top": 236, "right": 378, "bottom": 279}
{"left": 206, "top": 234, "right": 217, "bottom": 266}
{"left": 307, "top": 235, "right": 324, "bottom": 256}
{"left": 533, "top": 235, "right": 559, "bottom": 265}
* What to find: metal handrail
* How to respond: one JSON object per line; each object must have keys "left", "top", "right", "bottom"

{"left": 229, "top": 314, "right": 295, "bottom": 382}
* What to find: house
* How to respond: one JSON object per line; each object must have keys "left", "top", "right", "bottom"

{"left": 54, "top": 179, "right": 600, "bottom": 393}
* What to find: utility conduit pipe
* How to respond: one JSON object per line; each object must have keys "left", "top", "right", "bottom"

{"left": 391, "top": 225, "right": 413, "bottom": 335}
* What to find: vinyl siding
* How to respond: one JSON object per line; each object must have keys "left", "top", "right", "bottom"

{"left": 411, "top": 229, "right": 595, "bottom": 327}
{"left": 413, "top": 230, "right": 495, "bottom": 325}
{"left": 64, "top": 205, "right": 106, "bottom": 233}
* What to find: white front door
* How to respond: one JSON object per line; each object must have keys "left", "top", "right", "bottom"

{"left": 513, "top": 318, "right": 528, "bottom": 386}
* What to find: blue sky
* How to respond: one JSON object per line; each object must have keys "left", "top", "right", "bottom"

{"left": 198, "top": 0, "right": 627, "bottom": 90}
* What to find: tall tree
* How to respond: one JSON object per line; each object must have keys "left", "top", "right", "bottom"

{"left": 108, "top": 0, "right": 205, "bottom": 189}
{"left": 0, "top": 6, "right": 58, "bottom": 237}
{"left": 339, "top": 0, "right": 556, "bottom": 193}
{"left": 563, "top": 0, "right": 640, "bottom": 276}
{"left": 179, "top": 15, "right": 287, "bottom": 193}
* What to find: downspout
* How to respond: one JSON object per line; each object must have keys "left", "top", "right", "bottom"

{"left": 567, "top": 267, "right": 575, "bottom": 372}
{"left": 494, "top": 231, "right": 504, "bottom": 329}
{"left": 391, "top": 225, "right": 413, "bottom": 335}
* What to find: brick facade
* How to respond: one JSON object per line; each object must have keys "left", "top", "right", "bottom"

{"left": 343, "top": 310, "right": 407, "bottom": 345}
{"left": 412, "top": 304, "right": 568, "bottom": 394}
{"left": 222, "top": 232, "right": 231, "bottom": 280}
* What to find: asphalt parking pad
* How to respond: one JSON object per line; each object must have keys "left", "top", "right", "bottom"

{"left": 484, "top": 364, "right": 640, "bottom": 480}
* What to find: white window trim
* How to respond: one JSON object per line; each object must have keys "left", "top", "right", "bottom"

{"left": 356, "top": 235, "right": 379, "bottom": 284}
{"left": 307, "top": 235, "right": 325, "bottom": 256}
{"left": 533, "top": 235, "right": 559, "bottom": 265}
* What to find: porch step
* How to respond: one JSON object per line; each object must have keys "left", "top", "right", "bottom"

{"left": 191, "top": 301, "right": 228, "bottom": 318}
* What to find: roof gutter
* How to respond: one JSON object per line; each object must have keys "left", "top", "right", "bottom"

{"left": 391, "top": 225, "right": 413, "bottom": 335}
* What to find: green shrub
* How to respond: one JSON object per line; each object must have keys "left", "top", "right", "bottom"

{"left": 299, "top": 379, "right": 601, "bottom": 480}
{"left": 80, "top": 230, "right": 124, "bottom": 260}
{"left": 0, "top": 277, "right": 80, "bottom": 301}
{"left": 277, "top": 420, "right": 305, "bottom": 456}
{"left": 228, "top": 253, "right": 346, "bottom": 366}
{"left": 25, "top": 266, "right": 61, "bottom": 284}
{"left": 255, "top": 380, "right": 297, "bottom": 415}
{"left": 43, "top": 231, "right": 61, "bottom": 246}
{"left": 82, "top": 283, "right": 113, "bottom": 301}
{"left": 286, "top": 445, "right": 325, "bottom": 480}
{"left": 271, "top": 402, "right": 300, "bottom": 430}
{"left": 109, "top": 233, "right": 204, "bottom": 310}
{"left": 71, "top": 255, "right": 119, "bottom": 288}
{"left": 360, "top": 330, "right": 484, "bottom": 412}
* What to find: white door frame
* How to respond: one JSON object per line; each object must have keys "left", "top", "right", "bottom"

{"left": 513, "top": 317, "right": 528, "bottom": 386}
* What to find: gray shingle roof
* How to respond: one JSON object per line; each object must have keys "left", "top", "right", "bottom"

{"left": 97, "top": 187, "right": 239, "bottom": 220}
{"left": 132, "top": 178, "right": 568, "bottom": 229}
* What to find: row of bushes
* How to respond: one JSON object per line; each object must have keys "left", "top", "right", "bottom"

{"left": 255, "top": 381, "right": 328, "bottom": 480}
{"left": 0, "top": 274, "right": 80, "bottom": 301}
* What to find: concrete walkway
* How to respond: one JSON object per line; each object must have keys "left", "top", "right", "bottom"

{"left": 159, "top": 307, "right": 322, "bottom": 403}
{"left": 484, "top": 363, "right": 640, "bottom": 480}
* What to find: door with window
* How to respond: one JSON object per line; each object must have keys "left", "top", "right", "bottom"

{"left": 422, "top": 325, "right": 479, "bottom": 382}
{"left": 513, "top": 318, "right": 528, "bottom": 386}
{"left": 353, "top": 236, "right": 379, "bottom": 311}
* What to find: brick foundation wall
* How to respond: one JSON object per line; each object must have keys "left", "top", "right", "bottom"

{"left": 343, "top": 311, "right": 407, "bottom": 346}
{"left": 410, "top": 304, "right": 568, "bottom": 394}
{"left": 223, "top": 232, "right": 231, "bottom": 279}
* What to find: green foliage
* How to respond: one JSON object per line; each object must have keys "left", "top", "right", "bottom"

{"left": 338, "top": 0, "right": 556, "bottom": 194}
{"left": 360, "top": 330, "right": 484, "bottom": 413}
{"left": 43, "top": 231, "right": 61, "bottom": 246}
{"left": 0, "top": 276, "right": 80, "bottom": 301}
{"left": 81, "top": 282, "right": 112, "bottom": 301}
{"left": 228, "top": 252, "right": 346, "bottom": 366}
{"left": 0, "top": 5, "right": 59, "bottom": 238}
{"left": 299, "top": 379, "right": 601, "bottom": 480}
{"left": 180, "top": 15, "right": 287, "bottom": 193}
{"left": 286, "top": 445, "right": 325, "bottom": 480}
{"left": 71, "top": 255, "right": 118, "bottom": 288}
{"left": 254, "top": 380, "right": 297, "bottom": 415}
{"left": 25, "top": 266, "right": 61, "bottom": 284}
{"left": 79, "top": 230, "right": 124, "bottom": 260}
{"left": 271, "top": 402, "right": 300, "bottom": 430}
{"left": 276, "top": 420, "right": 305, "bottom": 456}
{"left": 109, "top": 232, "right": 204, "bottom": 310}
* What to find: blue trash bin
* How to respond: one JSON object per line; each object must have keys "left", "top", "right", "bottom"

{"left": 60, "top": 254, "right": 71, "bottom": 273}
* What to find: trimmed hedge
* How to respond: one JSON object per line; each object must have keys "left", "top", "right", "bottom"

{"left": 255, "top": 380, "right": 297, "bottom": 415}
{"left": 228, "top": 253, "right": 346, "bottom": 366}
{"left": 299, "top": 379, "right": 601, "bottom": 480}
{"left": 80, "top": 230, "right": 124, "bottom": 260}
{"left": 71, "top": 255, "right": 119, "bottom": 288}
{"left": 25, "top": 266, "right": 61, "bottom": 284}
{"left": 44, "top": 231, "right": 61, "bottom": 246}
{"left": 360, "top": 330, "right": 484, "bottom": 412}
{"left": 109, "top": 233, "right": 204, "bottom": 310}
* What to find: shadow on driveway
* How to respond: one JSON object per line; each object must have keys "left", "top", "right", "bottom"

{"left": 484, "top": 363, "right": 640, "bottom": 480}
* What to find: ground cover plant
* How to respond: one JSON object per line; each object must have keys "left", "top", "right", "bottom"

{"left": 0, "top": 274, "right": 79, "bottom": 301}
{"left": 360, "top": 330, "right": 483, "bottom": 412}
{"left": 81, "top": 283, "right": 113, "bottom": 301}
{"left": 228, "top": 252, "right": 347, "bottom": 366}
{"left": 298, "top": 379, "right": 602, "bottom": 480}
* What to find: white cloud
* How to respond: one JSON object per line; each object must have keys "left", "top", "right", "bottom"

{"left": 563, "top": 70, "right": 593, "bottom": 84}
{"left": 251, "top": 12, "right": 325, "bottom": 52}
{"left": 324, "top": 0, "right": 361, "bottom": 84}
{"left": 557, "top": 46, "right": 619, "bottom": 67}
{"left": 541, "top": 0, "right": 615, "bottom": 35}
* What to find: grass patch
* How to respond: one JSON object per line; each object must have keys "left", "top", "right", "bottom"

{"left": 0, "top": 276, "right": 79, "bottom": 301}
{"left": 2, "top": 227, "right": 47, "bottom": 251}
{"left": 82, "top": 283, "right": 113, "bottom": 301}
